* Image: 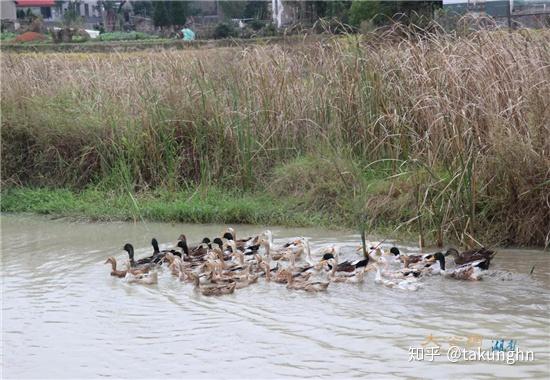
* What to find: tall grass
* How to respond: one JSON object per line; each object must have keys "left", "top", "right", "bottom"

{"left": 2, "top": 28, "right": 549, "bottom": 246}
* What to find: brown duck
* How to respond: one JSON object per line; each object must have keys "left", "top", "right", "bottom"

{"left": 445, "top": 247, "right": 496, "bottom": 270}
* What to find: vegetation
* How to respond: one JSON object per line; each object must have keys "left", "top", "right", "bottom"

{"left": 153, "top": 1, "right": 189, "bottom": 28}
{"left": 1, "top": 27, "right": 549, "bottom": 247}
{"left": 1, "top": 187, "right": 327, "bottom": 227}
{"left": 0, "top": 32, "right": 17, "bottom": 41}
{"left": 349, "top": 0, "right": 442, "bottom": 26}
{"left": 98, "top": 31, "right": 159, "bottom": 41}
{"left": 213, "top": 22, "right": 237, "bottom": 39}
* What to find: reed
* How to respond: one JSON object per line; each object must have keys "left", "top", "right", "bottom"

{"left": 2, "top": 27, "right": 549, "bottom": 246}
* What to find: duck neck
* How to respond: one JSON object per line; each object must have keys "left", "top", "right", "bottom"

{"left": 265, "top": 231, "right": 273, "bottom": 246}
{"left": 108, "top": 259, "right": 118, "bottom": 272}
{"left": 305, "top": 239, "right": 312, "bottom": 263}
{"left": 152, "top": 239, "right": 160, "bottom": 254}
{"left": 126, "top": 247, "right": 135, "bottom": 267}
{"left": 180, "top": 240, "right": 189, "bottom": 256}
{"left": 375, "top": 266, "right": 382, "bottom": 281}
{"left": 437, "top": 256, "right": 446, "bottom": 271}
{"left": 264, "top": 241, "right": 272, "bottom": 258}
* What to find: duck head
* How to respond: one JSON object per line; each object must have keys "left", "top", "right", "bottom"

{"left": 322, "top": 252, "right": 335, "bottom": 261}
{"left": 123, "top": 243, "right": 134, "bottom": 264}
{"left": 104, "top": 256, "right": 116, "bottom": 269}
{"left": 225, "top": 227, "right": 236, "bottom": 239}
{"left": 222, "top": 232, "right": 234, "bottom": 241}
{"left": 390, "top": 247, "right": 401, "bottom": 256}
{"left": 212, "top": 238, "right": 224, "bottom": 249}
{"left": 445, "top": 248, "right": 459, "bottom": 258}
{"left": 151, "top": 238, "right": 160, "bottom": 254}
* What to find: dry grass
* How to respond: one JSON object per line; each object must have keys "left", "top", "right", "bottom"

{"left": 2, "top": 28, "right": 549, "bottom": 246}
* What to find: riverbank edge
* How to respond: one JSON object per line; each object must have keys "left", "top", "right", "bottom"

{"left": 0, "top": 187, "right": 411, "bottom": 239}
{"left": 3, "top": 188, "right": 548, "bottom": 250}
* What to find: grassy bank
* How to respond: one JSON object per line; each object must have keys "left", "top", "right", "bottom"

{"left": 2, "top": 27, "right": 549, "bottom": 246}
{"left": 0, "top": 187, "right": 329, "bottom": 227}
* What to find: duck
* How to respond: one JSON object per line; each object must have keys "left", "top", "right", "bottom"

{"left": 164, "top": 252, "right": 184, "bottom": 277}
{"left": 177, "top": 235, "right": 211, "bottom": 257}
{"left": 122, "top": 243, "right": 156, "bottom": 270}
{"left": 261, "top": 231, "right": 305, "bottom": 258}
{"left": 322, "top": 255, "right": 369, "bottom": 274}
{"left": 398, "top": 250, "right": 436, "bottom": 269}
{"left": 134, "top": 238, "right": 173, "bottom": 265}
{"left": 273, "top": 267, "right": 312, "bottom": 284}
{"left": 209, "top": 267, "right": 259, "bottom": 289}
{"left": 444, "top": 260, "right": 486, "bottom": 281}
{"left": 434, "top": 253, "right": 486, "bottom": 281}
{"left": 373, "top": 254, "right": 422, "bottom": 279}
{"left": 284, "top": 271, "right": 329, "bottom": 292}
{"left": 373, "top": 262, "right": 420, "bottom": 291}
{"left": 445, "top": 247, "right": 496, "bottom": 270}
{"left": 328, "top": 265, "right": 366, "bottom": 283}
{"left": 223, "top": 228, "right": 261, "bottom": 252}
{"left": 259, "top": 261, "right": 272, "bottom": 281}
{"left": 104, "top": 256, "right": 127, "bottom": 278}
{"left": 188, "top": 272, "right": 236, "bottom": 296}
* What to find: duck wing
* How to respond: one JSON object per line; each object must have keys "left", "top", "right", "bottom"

{"left": 352, "top": 258, "right": 369, "bottom": 268}
{"left": 457, "top": 248, "right": 495, "bottom": 268}
{"left": 336, "top": 261, "right": 355, "bottom": 272}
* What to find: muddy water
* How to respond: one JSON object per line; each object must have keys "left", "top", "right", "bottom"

{"left": 1, "top": 214, "right": 549, "bottom": 379}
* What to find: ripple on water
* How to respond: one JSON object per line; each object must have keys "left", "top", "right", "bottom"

{"left": 1, "top": 214, "right": 549, "bottom": 379}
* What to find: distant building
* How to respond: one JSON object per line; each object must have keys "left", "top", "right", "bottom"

{"left": 1, "top": 1, "right": 17, "bottom": 21}
{"left": 1, "top": 1, "right": 17, "bottom": 31}
{"left": 15, "top": 0, "right": 58, "bottom": 21}
{"left": 443, "top": 0, "right": 550, "bottom": 27}
{"left": 11, "top": 0, "right": 103, "bottom": 27}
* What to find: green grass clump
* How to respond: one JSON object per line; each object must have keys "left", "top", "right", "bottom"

{"left": 98, "top": 32, "right": 159, "bottom": 41}
{"left": 0, "top": 187, "right": 329, "bottom": 227}
{"left": 0, "top": 32, "right": 16, "bottom": 41}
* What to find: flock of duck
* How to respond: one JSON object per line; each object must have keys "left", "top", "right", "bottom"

{"left": 104, "top": 227, "right": 497, "bottom": 296}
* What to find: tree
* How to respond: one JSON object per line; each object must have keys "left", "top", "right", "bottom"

{"left": 132, "top": 1, "right": 153, "bottom": 17}
{"left": 219, "top": 1, "right": 247, "bottom": 19}
{"left": 324, "top": 1, "right": 352, "bottom": 21}
{"left": 171, "top": 1, "right": 188, "bottom": 27}
{"left": 153, "top": 1, "right": 188, "bottom": 28}
{"left": 63, "top": 0, "right": 83, "bottom": 29}
{"left": 153, "top": 1, "right": 170, "bottom": 27}
{"left": 348, "top": 0, "right": 442, "bottom": 27}
{"left": 97, "top": 1, "right": 119, "bottom": 31}
{"left": 244, "top": 1, "right": 269, "bottom": 19}
{"left": 349, "top": 1, "right": 383, "bottom": 26}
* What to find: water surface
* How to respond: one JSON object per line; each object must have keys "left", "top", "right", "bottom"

{"left": 2, "top": 214, "right": 549, "bottom": 379}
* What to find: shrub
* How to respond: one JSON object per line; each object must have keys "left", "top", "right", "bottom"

{"left": 0, "top": 32, "right": 16, "bottom": 41}
{"left": 261, "top": 22, "right": 277, "bottom": 36}
{"left": 213, "top": 22, "right": 236, "bottom": 39}
{"left": 249, "top": 19, "right": 264, "bottom": 31}
{"left": 98, "top": 31, "right": 158, "bottom": 41}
